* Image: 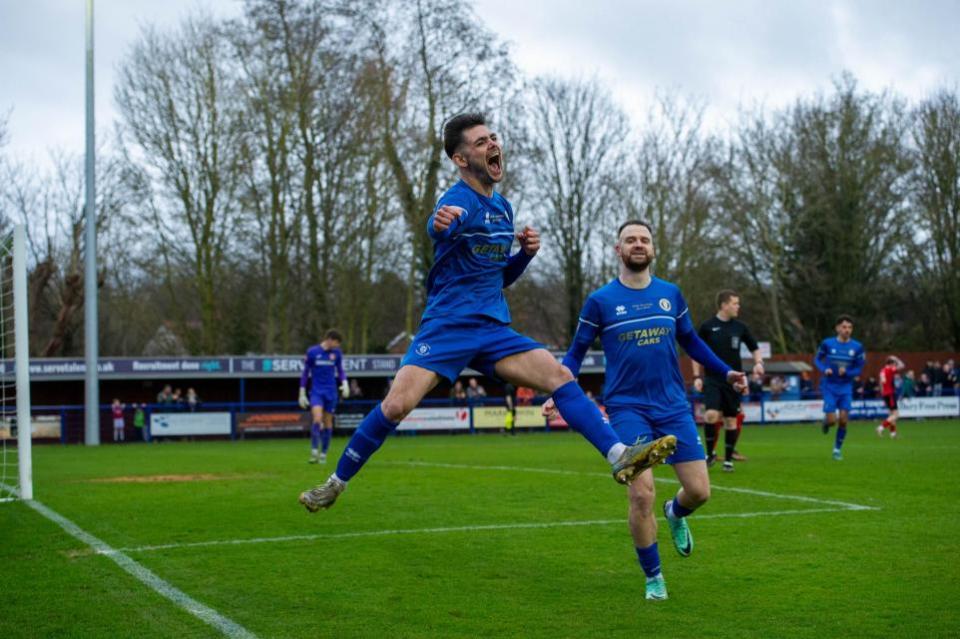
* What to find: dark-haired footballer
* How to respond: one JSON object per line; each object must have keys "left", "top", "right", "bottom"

{"left": 298, "top": 113, "right": 676, "bottom": 512}
{"left": 815, "top": 315, "right": 866, "bottom": 460}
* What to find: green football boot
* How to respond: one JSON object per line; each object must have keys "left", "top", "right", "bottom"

{"left": 663, "top": 500, "right": 694, "bottom": 557}
{"left": 645, "top": 574, "right": 668, "bottom": 601}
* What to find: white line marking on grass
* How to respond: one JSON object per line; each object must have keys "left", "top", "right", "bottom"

{"left": 114, "top": 507, "right": 861, "bottom": 554}
{"left": 0, "top": 483, "right": 258, "bottom": 639}
{"left": 382, "top": 461, "right": 879, "bottom": 511}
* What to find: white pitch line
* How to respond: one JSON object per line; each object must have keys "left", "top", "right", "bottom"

{"left": 114, "top": 507, "right": 858, "bottom": 554}
{"left": 382, "top": 460, "right": 879, "bottom": 511}
{"left": 0, "top": 483, "right": 258, "bottom": 639}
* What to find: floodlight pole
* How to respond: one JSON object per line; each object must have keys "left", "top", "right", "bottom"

{"left": 84, "top": 0, "right": 100, "bottom": 446}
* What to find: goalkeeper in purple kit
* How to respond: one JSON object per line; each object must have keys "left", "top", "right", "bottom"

{"left": 299, "top": 329, "right": 350, "bottom": 464}
{"left": 298, "top": 113, "right": 677, "bottom": 513}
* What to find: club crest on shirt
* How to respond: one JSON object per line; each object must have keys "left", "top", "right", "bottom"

{"left": 615, "top": 305, "right": 627, "bottom": 316}
{"left": 659, "top": 298, "right": 672, "bottom": 312}
{"left": 415, "top": 342, "right": 431, "bottom": 356}
{"left": 849, "top": 349, "right": 855, "bottom": 356}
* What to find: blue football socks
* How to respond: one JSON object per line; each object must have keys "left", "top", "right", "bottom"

{"left": 835, "top": 426, "right": 847, "bottom": 450}
{"left": 666, "top": 496, "right": 694, "bottom": 519}
{"left": 335, "top": 404, "right": 397, "bottom": 481}
{"left": 551, "top": 381, "right": 621, "bottom": 458}
{"left": 635, "top": 542, "right": 662, "bottom": 578}
{"left": 310, "top": 423, "right": 321, "bottom": 450}
{"left": 320, "top": 427, "right": 332, "bottom": 454}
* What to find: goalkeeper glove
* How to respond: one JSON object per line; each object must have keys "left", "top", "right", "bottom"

{"left": 340, "top": 380, "right": 350, "bottom": 399}
{"left": 298, "top": 388, "right": 309, "bottom": 410}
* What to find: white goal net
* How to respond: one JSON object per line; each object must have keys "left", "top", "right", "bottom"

{"left": 0, "top": 225, "right": 32, "bottom": 501}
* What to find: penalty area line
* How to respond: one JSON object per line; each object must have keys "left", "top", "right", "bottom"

{"left": 116, "top": 506, "right": 864, "bottom": 554}
{"left": 0, "top": 483, "right": 257, "bottom": 639}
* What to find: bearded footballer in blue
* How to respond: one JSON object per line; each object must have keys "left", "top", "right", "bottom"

{"left": 545, "top": 220, "right": 747, "bottom": 601}
{"left": 298, "top": 329, "right": 350, "bottom": 464}
{"left": 299, "top": 113, "right": 677, "bottom": 512}
{"left": 814, "top": 315, "right": 866, "bottom": 460}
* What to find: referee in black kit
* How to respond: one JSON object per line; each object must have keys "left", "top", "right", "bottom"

{"left": 691, "top": 290, "right": 764, "bottom": 472}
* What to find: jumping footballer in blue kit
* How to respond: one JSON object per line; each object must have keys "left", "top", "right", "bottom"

{"left": 546, "top": 220, "right": 747, "bottom": 601}
{"left": 298, "top": 113, "right": 677, "bottom": 512}
{"left": 298, "top": 329, "right": 350, "bottom": 464}
{"left": 814, "top": 314, "right": 866, "bottom": 460}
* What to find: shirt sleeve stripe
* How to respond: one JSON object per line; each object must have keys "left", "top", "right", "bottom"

{"left": 578, "top": 317, "right": 599, "bottom": 327}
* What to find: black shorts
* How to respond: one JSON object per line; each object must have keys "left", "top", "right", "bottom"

{"left": 703, "top": 380, "right": 741, "bottom": 418}
{"left": 882, "top": 394, "right": 898, "bottom": 411}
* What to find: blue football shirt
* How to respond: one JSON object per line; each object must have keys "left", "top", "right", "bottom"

{"left": 422, "top": 180, "right": 517, "bottom": 324}
{"left": 563, "top": 277, "right": 695, "bottom": 416}
{"left": 814, "top": 337, "right": 866, "bottom": 388}
{"left": 301, "top": 345, "right": 345, "bottom": 392}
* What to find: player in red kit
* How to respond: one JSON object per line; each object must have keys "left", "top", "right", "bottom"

{"left": 877, "top": 356, "right": 905, "bottom": 438}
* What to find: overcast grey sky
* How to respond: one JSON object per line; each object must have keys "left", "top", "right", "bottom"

{"left": 2, "top": 0, "right": 958, "bottom": 161}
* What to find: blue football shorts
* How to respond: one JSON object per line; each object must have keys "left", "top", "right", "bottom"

{"left": 401, "top": 317, "right": 544, "bottom": 383}
{"left": 310, "top": 387, "right": 338, "bottom": 414}
{"left": 607, "top": 405, "right": 705, "bottom": 464}
{"left": 821, "top": 385, "right": 852, "bottom": 414}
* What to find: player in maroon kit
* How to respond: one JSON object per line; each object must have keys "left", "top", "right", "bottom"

{"left": 877, "top": 356, "right": 905, "bottom": 438}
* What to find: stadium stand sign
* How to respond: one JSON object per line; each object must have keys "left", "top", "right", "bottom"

{"left": 2, "top": 352, "right": 608, "bottom": 381}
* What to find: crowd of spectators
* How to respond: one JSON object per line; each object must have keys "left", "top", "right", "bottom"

{"left": 906, "top": 359, "right": 958, "bottom": 397}
{"left": 155, "top": 384, "right": 203, "bottom": 411}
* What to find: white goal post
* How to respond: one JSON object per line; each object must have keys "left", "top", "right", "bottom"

{"left": 1, "top": 225, "right": 32, "bottom": 501}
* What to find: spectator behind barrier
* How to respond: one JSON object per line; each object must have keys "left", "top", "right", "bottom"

{"left": 156, "top": 384, "right": 174, "bottom": 405}
{"left": 900, "top": 370, "right": 916, "bottom": 398}
{"left": 466, "top": 377, "right": 487, "bottom": 401}
{"left": 449, "top": 380, "right": 467, "bottom": 406}
{"left": 186, "top": 388, "right": 201, "bottom": 412}
{"left": 916, "top": 372, "right": 930, "bottom": 397}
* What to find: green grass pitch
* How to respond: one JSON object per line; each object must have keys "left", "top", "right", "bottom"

{"left": 2, "top": 420, "right": 958, "bottom": 638}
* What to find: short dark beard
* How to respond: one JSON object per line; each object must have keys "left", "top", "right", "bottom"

{"left": 621, "top": 251, "right": 652, "bottom": 273}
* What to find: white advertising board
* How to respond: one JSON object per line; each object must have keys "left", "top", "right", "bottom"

{"left": 762, "top": 400, "right": 824, "bottom": 423}
{"left": 897, "top": 396, "right": 959, "bottom": 418}
{"left": 150, "top": 412, "right": 232, "bottom": 436}
{"left": 397, "top": 407, "right": 470, "bottom": 431}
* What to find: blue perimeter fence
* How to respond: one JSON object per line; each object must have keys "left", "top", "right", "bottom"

{"left": 26, "top": 392, "right": 960, "bottom": 445}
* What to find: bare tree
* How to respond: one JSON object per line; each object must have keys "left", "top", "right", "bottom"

{"left": 524, "top": 76, "right": 629, "bottom": 342}
{"left": 0, "top": 147, "right": 132, "bottom": 356}
{"left": 713, "top": 111, "right": 794, "bottom": 352}
{"left": 913, "top": 89, "right": 960, "bottom": 349}
{"left": 115, "top": 16, "right": 245, "bottom": 354}
{"left": 625, "top": 94, "right": 725, "bottom": 323}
